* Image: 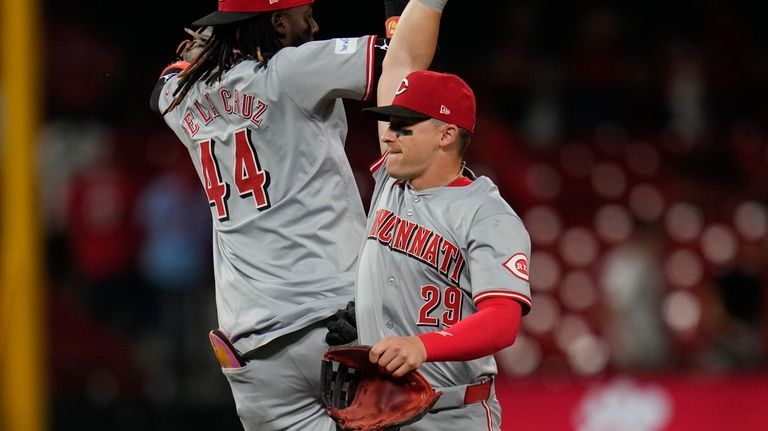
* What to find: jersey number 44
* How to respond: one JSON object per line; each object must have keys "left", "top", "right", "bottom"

{"left": 199, "top": 129, "right": 271, "bottom": 221}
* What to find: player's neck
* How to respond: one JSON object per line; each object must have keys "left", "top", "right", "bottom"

{"left": 406, "top": 162, "right": 464, "bottom": 191}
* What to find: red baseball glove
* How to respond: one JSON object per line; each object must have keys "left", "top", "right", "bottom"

{"left": 321, "top": 345, "right": 442, "bottom": 431}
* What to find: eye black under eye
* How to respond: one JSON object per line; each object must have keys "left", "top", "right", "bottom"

{"left": 394, "top": 128, "right": 414, "bottom": 137}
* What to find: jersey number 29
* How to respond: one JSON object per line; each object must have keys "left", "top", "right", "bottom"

{"left": 199, "top": 129, "right": 271, "bottom": 221}
{"left": 418, "top": 285, "right": 463, "bottom": 327}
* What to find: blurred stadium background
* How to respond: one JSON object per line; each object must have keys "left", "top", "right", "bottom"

{"left": 2, "top": 0, "right": 768, "bottom": 430}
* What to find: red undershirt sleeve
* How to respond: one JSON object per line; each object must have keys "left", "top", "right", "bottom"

{"left": 417, "top": 297, "right": 523, "bottom": 362}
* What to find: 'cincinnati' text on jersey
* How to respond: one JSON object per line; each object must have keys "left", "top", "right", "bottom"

{"left": 367, "top": 208, "right": 465, "bottom": 285}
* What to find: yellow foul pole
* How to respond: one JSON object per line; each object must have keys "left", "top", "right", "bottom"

{"left": 0, "top": 0, "right": 46, "bottom": 428}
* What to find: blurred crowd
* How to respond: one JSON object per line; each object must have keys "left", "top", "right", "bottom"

{"left": 39, "top": 1, "right": 767, "bottom": 429}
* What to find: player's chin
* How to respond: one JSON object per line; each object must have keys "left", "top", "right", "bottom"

{"left": 387, "top": 166, "right": 413, "bottom": 185}
{"left": 386, "top": 152, "right": 402, "bottom": 165}
{"left": 385, "top": 162, "right": 411, "bottom": 182}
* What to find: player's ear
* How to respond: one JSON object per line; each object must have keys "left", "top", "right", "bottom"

{"left": 272, "top": 12, "right": 287, "bottom": 36}
{"left": 438, "top": 124, "right": 459, "bottom": 149}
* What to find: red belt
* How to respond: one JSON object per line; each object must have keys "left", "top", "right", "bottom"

{"left": 431, "top": 378, "right": 494, "bottom": 411}
{"left": 463, "top": 379, "right": 492, "bottom": 405}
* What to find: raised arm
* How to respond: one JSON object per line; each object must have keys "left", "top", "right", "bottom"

{"left": 376, "top": 0, "right": 445, "bottom": 153}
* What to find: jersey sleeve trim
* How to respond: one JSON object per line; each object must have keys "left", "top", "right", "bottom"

{"left": 363, "top": 36, "right": 376, "bottom": 101}
{"left": 474, "top": 290, "right": 532, "bottom": 315}
{"left": 369, "top": 150, "right": 388, "bottom": 174}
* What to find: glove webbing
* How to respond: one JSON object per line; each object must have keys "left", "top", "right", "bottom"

{"left": 321, "top": 361, "right": 360, "bottom": 409}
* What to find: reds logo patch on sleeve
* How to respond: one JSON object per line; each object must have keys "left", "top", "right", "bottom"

{"left": 503, "top": 253, "right": 529, "bottom": 282}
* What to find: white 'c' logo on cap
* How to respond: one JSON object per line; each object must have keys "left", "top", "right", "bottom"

{"left": 395, "top": 78, "right": 409, "bottom": 95}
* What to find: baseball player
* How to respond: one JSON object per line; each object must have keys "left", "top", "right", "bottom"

{"left": 148, "top": 0, "right": 439, "bottom": 430}
{"left": 354, "top": 2, "right": 533, "bottom": 430}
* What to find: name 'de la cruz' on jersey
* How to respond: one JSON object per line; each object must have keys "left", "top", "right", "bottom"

{"left": 176, "top": 87, "right": 270, "bottom": 138}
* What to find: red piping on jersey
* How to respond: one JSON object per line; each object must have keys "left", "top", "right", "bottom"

{"left": 474, "top": 289, "right": 531, "bottom": 315}
{"left": 481, "top": 401, "right": 493, "bottom": 431}
{"left": 369, "top": 150, "right": 388, "bottom": 173}
{"left": 363, "top": 36, "right": 376, "bottom": 101}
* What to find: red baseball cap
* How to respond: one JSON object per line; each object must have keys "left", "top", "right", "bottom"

{"left": 364, "top": 70, "right": 476, "bottom": 133}
{"left": 193, "top": 0, "right": 314, "bottom": 26}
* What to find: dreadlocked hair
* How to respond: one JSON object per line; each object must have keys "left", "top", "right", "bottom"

{"left": 163, "top": 13, "right": 284, "bottom": 115}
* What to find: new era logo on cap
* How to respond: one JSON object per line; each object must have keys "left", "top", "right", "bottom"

{"left": 363, "top": 71, "right": 476, "bottom": 133}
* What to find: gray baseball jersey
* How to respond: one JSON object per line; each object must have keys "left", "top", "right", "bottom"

{"left": 156, "top": 36, "right": 377, "bottom": 352}
{"left": 356, "top": 153, "right": 532, "bottom": 390}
